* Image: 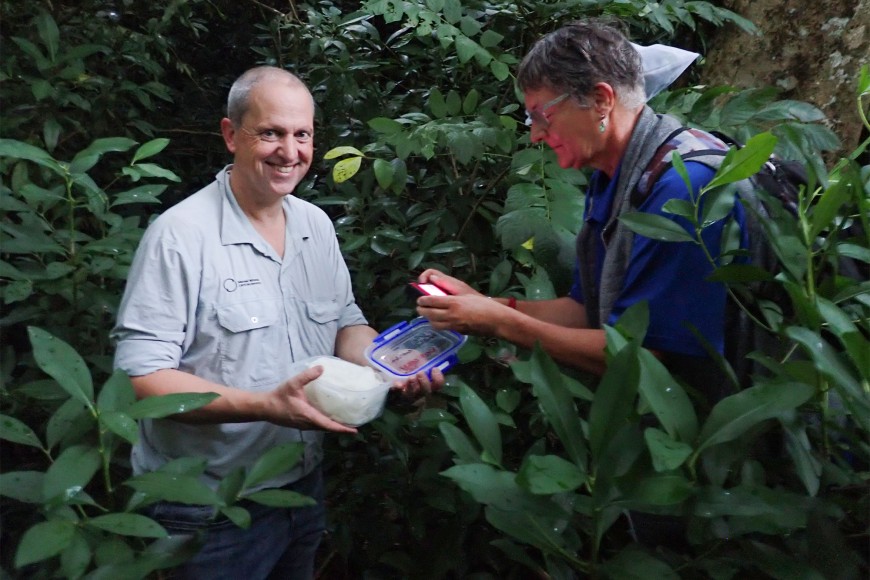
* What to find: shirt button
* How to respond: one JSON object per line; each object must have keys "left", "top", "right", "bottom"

{"left": 251, "top": 316, "right": 259, "bottom": 323}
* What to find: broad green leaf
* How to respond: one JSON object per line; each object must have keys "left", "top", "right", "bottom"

{"left": 97, "top": 369, "right": 137, "bottom": 413}
{"left": 485, "top": 506, "right": 567, "bottom": 552}
{"left": 603, "top": 546, "right": 679, "bottom": 579}
{"left": 700, "top": 185, "right": 738, "bottom": 226}
{"left": 644, "top": 427, "right": 694, "bottom": 472}
{"left": 618, "top": 212, "right": 695, "bottom": 242}
{"left": 428, "top": 88, "right": 447, "bottom": 118}
{"left": 372, "top": 158, "right": 394, "bottom": 189}
{"left": 439, "top": 422, "right": 481, "bottom": 463}
{"left": 60, "top": 532, "right": 90, "bottom": 580}
{"left": 454, "top": 35, "right": 477, "bottom": 64}
{"left": 637, "top": 350, "right": 698, "bottom": 442}
{"left": 428, "top": 241, "right": 464, "bottom": 254}
{"left": 462, "top": 89, "right": 479, "bottom": 114}
{"left": 127, "top": 392, "right": 219, "bottom": 419}
{"left": 0, "top": 414, "right": 43, "bottom": 449}
{"left": 46, "top": 398, "right": 92, "bottom": 450}
{"left": 219, "top": 506, "right": 252, "bottom": 529}
{"left": 28, "top": 327, "right": 94, "bottom": 407}
{"left": 332, "top": 156, "right": 362, "bottom": 183}
{"left": 459, "top": 384, "right": 502, "bottom": 466}
{"left": 695, "top": 382, "right": 816, "bottom": 455}
{"left": 589, "top": 343, "right": 640, "bottom": 461}
{"left": 490, "top": 60, "right": 510, "bottom": 81}
{"left": 43, "top": 117, "right": 62, "bottom": 152}
{"left": 35, "top": 11, "right": 60, "bottom": 63}
{"left": 243, "top": 489, "right": 316, "bottom": 508}
{"left": 617, "top": 473, "right": 692, "bottom": 506}
{"left": 440, "top": 463, "right": 566, "bottom": 517}
{"left": 323, "top": 145, "right": 364, "bottom": 159}
{"left": 125, "top": 472, "right": 220, "bottom": 505}
{"left": 243, "top": 442, "right": 306, "bottom": 489}
{"left": 367, "top": 117, "right": 403, "bottom": 135}
{"left": 479, "top": 30, "right": 503, "bottom": 48}
{"left": 526, "top": 345, "right": 588, "bottom": 470}
{"left": 15, "top": 520, "right": 76, "bottom": 567}
{"left": 0, "top": 138, "right": 64, "bottom": 173}
{"left": 0, "top": 471, "right": 45, "bottom": 503}
{"left": 781, "top": 416, "right": 821, "bottom": 496}
{"left": 71, "top": 137, "right": 138, "bottom": 173}
{"left": 131, "top": 138, "right": 170, "bottom": 163}
{"left": 495, "top": 388, "right": 521, "bottom": 413}
{"left": 122, "top": 162, "right": 181, "bottom": 182}
{"left": 100, "top": 410, "right": 139, "bottom": 445}
{"left": 516, "top": 455, "right": 585, "bottom": 495}
{"left": 706, "top": 132, "right": 777, "bottom": 190}
{"left": 810, "top": 173, "right": 850, "bottom": 240}
{"left": 44, "top": 444, "right": 101, "bottom": 502}
{"left": 88, "top": 513, "right": 168, "bottom": 538}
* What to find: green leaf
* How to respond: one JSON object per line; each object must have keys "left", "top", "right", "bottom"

{"left": 243, "top": 442, "right": 306, "bottom": 489}
{"left": 637, "top": 350, "right": 698, "bottom": 442}
{"left": 440, "top": 463, "right": 566, "bottom": 517}
{"left": 131, "top": 138, "right": 170, "bottom": 163}
{"left": 459, "top": 384, "right": 502, "bottom": 466}
{"left": 479, "top": 30, "right": 503, "bottom": 48}
{"left": 44, "top": 445, "right": 102, "bottom": 502}
{"left": 35, "top": 11, "right": 60, "bottom": 63}
{"left": 428, "top": 241, "right": 465, "bottom": 254}
{"left": 589, "top": 342, "right": 640, "bottom": 461}
{"left": 439, "top": 422, "right": 481, "bottom": 463}
{"left": 644, "top": 427, "right": 693, "bottom": 472}
{"left": 695, "top": 382, "right": 816, "bottom": 455}
{"left": 428, "top": 88, "right": 447, "bottom": 118}
{"left": 526, "top": 345, "right": 588, "bottom": 470}
{"left": 28, "top": 327, "right": 94, "bottom": 408}
{"left": 618, "top": 473, "right": 692, "bottom": 506}
{"left": 127, "top": 392, "right": 219, "bottom": 419}
{"left": 0, "top": 471, "right": 45, "bottom": 503}
{"left": 619, "top": 212, "right": 695, "bottom": 242}
{"left": 15, "top": 520, "right": 76, "bottom": 567}
{"left": 485, "top": 506, "right": 567, "bottom": 551}
{"left": 810, "top": 162, "right": 856, "bottom": 239}
{"left": 0, "top": 414, "right": 44, "bottom": 449}
{"left": 88, "top": 513, "right": 168, "bottom": 538}
{"left": 243, "top": 489, "right": 316, "bottom": 508}
{"left": 516, "top": 455, "right": 585, "bottom": 495}
{"left": 323, "top": 145, "right": 364, "bottom": 159}
{"left": 219, "top": 506, "right": 252, "bottom": 529}
{"left": 454, "top": 35, "right": 478, "bottom": 63}
{"left": 122, "top": 162, "right": 181, "bottom": 182}
{"left": 125, "top": 472, "right": 221, "bottom": 505}
{"left": 71, "top": 137, "right": 138, "bottom": 173}
{"left": 368, "top": 117, "right": 403, "bottom": 135}
{"left": 0, "top": 138, "right": 64, "bottom": 173}
{"left": 373, "top": 158, "right": 394, "bottom": 189}
{"left": 100, "top": 411, "right": 139, "bottom": 445}
{"left": 706, "top": 132, "right": 777, "bottom": 190}
{"left": 96, "top": 369, "right": 136, "bottom": 413}
{"left": 603, "top": 546, "right": 679, "bottom": 579}
{"left": 332, "top": 156, "right": 362, "bottom": 183}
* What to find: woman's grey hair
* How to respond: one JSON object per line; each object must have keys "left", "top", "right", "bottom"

{"left": 226, "top": 66, "right": 311, "bottom": 126}
{"left": 517, "top": 20, "right": 646, "bottom": 109}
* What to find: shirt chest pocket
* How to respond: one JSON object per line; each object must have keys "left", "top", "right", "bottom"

{"left": 216, "top": 300, "right": 283, "bottom": 387}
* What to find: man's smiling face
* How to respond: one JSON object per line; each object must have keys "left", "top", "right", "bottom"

{"left": 221, "top": 79, "right": 315, "bottom": 205}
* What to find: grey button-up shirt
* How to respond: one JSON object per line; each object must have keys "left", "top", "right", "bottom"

{"left": 112, "top": 166, "right": 367, "bottom": 490}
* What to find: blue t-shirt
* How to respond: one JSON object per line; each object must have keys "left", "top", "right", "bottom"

{"left": 570, "top": 161, "right": 747, "bottom": 357}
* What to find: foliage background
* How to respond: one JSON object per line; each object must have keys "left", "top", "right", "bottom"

{"left": 1, "top": 1, "right": 867, "bottom": 578}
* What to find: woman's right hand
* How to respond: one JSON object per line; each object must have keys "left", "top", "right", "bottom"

{"left": 417, "top": 269, "right": 481, "bottom": 297}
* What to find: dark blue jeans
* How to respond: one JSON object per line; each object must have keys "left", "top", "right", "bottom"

{"left": 146, "top": 467, "right": 326, "bottom": 580}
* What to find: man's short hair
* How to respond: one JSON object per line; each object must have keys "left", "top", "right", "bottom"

{"left": 226, "top": 67, "right": 311, "bottom": 126}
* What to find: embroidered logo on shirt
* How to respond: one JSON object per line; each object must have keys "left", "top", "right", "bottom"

{"left": 223, "top": 278, "right": 262, "bottom": 292}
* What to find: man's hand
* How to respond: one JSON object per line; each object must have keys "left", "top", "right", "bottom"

{"left": 416, "top": 293, "right": 510, "bottom": 336}
{"left": 263, "top": 366, "right": 358, "bottom": 433}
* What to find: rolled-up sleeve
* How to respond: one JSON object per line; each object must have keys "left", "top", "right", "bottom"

{"left": 111, "top": 217, "right": 198, "bottom": 377}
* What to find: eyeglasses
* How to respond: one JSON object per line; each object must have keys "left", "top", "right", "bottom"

{"left": 524, "top": 93, "right": 570, "bottom": 131}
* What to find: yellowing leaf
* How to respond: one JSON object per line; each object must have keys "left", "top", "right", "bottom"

{"left": 333, "top": 156, "right": 362, "bottom": 183}
{"left": 323, "top": 146, "right": 364, "bottom": 160}
{"left": 521, "top": 237, "right": 534, "bottom": 250}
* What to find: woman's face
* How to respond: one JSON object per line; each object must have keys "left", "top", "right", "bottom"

{"left": 524, "top": 87, "right": 603, "bottom": 171}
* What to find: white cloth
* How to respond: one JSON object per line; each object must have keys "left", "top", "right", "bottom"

{"left": 632, "top": 42, "right": 700, "bottom": 100}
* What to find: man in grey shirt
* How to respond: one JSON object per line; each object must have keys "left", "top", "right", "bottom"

{"left": 112, "top": 66, "right": 440, "bottom": 579}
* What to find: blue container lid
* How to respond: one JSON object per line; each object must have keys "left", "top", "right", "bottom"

{"left": 365, "top": 317, "right": 467, "bottom": 380}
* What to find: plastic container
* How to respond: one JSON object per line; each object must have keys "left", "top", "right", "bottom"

{"left": 365, "top": 317, "right": 467, "bottom": 381}
{"left": 303, "top": 356, "right": 391, "bottom": 426}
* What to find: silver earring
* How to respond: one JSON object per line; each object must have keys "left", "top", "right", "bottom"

{"left": 599, "top": 117, "right": 606, "bottom": 133}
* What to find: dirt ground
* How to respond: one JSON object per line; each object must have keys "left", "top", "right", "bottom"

{"left": 700, "top": 0, "right": 869, "bottom": 154}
